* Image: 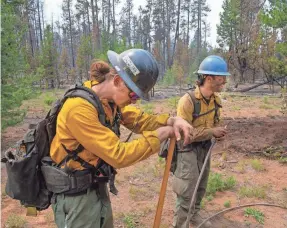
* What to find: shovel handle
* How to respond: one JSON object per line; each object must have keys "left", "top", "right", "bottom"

{"left": 153, "top": 137, "right": 176, "bottom": 228}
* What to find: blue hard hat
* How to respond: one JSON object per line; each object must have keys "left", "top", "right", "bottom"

{"left": 107, "top": 49, "right": 159, "bottom": 101}
{"left": 195, "top": 55, "right": 230, "bottom": 76}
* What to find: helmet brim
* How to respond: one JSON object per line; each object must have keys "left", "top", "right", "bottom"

{"left": 107, "top": 50, "right": 150, "bottom": 101}
{"left": 196, "top": 70, "right": 231, "bottom": 76}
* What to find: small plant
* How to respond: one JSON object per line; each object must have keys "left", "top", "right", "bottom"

{"left": 239, "top": 186, "right": 266, "bottom": 199}
{"left": 224, "top": 176, "right": 237, "bottom": 189}
{"left": 200, "top": 199, "right": 206, "bottom": 209}
{"left": 5, "top": 214, "right": 27, "bottom": 228}
{"left": 281, "top": 88, "right": 287, "bottom": 115}
{"left": 279, "top": 157, "right": 287, "bottom": 164}
{"left": 244, "top": 207, "right": 265, "bottom": 224}
{"left": 1, "top": 185, "right": 7, "bottom": 198}
{"left": 206, "top": 195, "right": 214, "bottom": 201}
{"left": 250, "top": 159, "right": 265, "bottom": 171}
{"left": 235, "top": 160, "right": 246, "bottom": 173}
{"left": 140, "top": 103, "right": 154, "bottom": 114}
{"left": 259, "top": 104, "right": 273, "bottom": 109}
{"left": 206, "top": 173, "right": 236, "bottom": 196}
{"left": 123, "top": 213, "right": 137, "bottom": 228}
{"left": 232, "top": 106, "right": 241, "bottom": 111}
{"left": 221, "top": 152, "right": 227, "bottom": 161}
{"left": 44, "top": 94, "right": 55, "bottom": 106}
{"left": 167, "top": 96, "right": 180, "bottom": 109}
{"left": 263, "top": 96, "right": 269, "bottom": 104}
{"left": 129, "top": 186, "right": 150, "bottom": 200}
{"left": 223, "top": 200, "right": 231, "bottom": 208}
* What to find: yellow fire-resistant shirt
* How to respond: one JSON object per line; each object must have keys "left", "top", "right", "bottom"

{"left": 177, "top": 86, "right": 222, "bottom": 142}
{"left": 50, "top": 80, "right": 169, "bottom": 169}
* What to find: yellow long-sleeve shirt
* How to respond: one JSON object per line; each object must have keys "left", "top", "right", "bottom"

{"left": 50, "top": 81, "right": 169, "bottom": 170}
{"left": 177, "top": 86, "right": 222, "bottom": 142}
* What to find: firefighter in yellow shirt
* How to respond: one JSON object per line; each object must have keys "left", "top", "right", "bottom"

{"left": 172, "top": 55, "right": 230, "bottom": 228}
{"left": 49, "top": 49, "right": 194, "bottom": 228}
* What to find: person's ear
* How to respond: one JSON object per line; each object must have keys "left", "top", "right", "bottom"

{"left": 113, "top": 75, "right": 125, "bottom": 89}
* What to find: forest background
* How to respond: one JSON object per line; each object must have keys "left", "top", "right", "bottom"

{"left": 1, "top": 0, "right": 287, "bottom": 130}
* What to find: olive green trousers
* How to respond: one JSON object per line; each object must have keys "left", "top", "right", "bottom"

{"left": 52, "top": 183, "right": 113, "bottom": 228}
{"left": 172, "top": 143, "right": 211, "bottom": 228}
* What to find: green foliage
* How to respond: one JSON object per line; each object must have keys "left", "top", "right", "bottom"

{"left": 200, "top": 198, "right": 206, "bottom": 209}
{"left": 40, "top": 25, "right": 58, "bottom": 86}
{"left": 239, "top": 186, "right": 266, "bottom": 199}
{"left": 162, "top": 68, "right": 176, "bottom": 86}
{"left": 244, "top": 208, "right": 265, "bottom": 224}
{"left": 206, "top": 172, "right": 236, "bottom": 196}
{"left": 259, "top": 104, "right": 274, "bottom": 109}
{"left": 260, "top": 0, "right": 287, "bottom": 77}
{"left": 1, "top": 1, "right": 27, "bottom": 80}
{"left": 44, "top": 95, "right": 55, "bottom": 106}
{"left": 77, "top": 35, "right": 93, "bottom": 82}
{"left": 216, "top": 0, "right": 240, "bottom": 48}
{"left": 167, "top": 96, "right": 180, "bottom": 109}
{"left": 139, "top": 102, "right": 154, "bottom": 114}
{"left": 224, "top": 200, "right": 231, "bottom": 208}
{"left": 250, "top": 159, "right": 265, "bottom": 171}
{"left": 1, "top": 75, "right": 41, "bottom": 130}
{"left": 5, "top": 213, "right": 27, "bottom": 228}
{"left": 263, "top": 96, "right": 269, "bottom": 104}
{"left": 206, "top": 195, "right": 214, "bottom": 201}
{"left": 278, "top": 157, "right": 287, "bottom": 164}
{"left": 281, "top": 88, "right": 287, "bottom": 115}
{"left": 123, "top": 213, "right": 137, "bottom": 228}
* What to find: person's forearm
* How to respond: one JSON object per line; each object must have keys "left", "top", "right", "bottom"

{"left": 191, "top": 128, "right": 213, "bottom": 142}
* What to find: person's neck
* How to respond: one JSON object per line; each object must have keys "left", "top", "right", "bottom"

{"left": 199, "top": 86, "right": 213, "bottom": 99}
{"left": 92, "top": 81, "right": 113, "bottom": 101}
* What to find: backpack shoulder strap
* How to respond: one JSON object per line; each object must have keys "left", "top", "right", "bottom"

{"left": 186, "top": 90, "right": 201, "bottom": 119}
{"left": 63, "top": 85, "right": 107, "bottom": 126}
{"left": 213, "top": 97, "right": 222, "bottom": 124}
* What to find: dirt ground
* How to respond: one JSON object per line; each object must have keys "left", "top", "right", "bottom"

{"left": 1, "top": 87, "right": 287, "bottom": 228}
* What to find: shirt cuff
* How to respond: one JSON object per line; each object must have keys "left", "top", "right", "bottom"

{"left": 157, "top": 114, "right": 170, "bottom": 126}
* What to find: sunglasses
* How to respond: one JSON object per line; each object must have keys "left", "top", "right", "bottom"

{"left": 125, "top": 83, "right": 140, "bottom": 100}
{"left": 129, "top": 91, "right": 140, "bottom": 100}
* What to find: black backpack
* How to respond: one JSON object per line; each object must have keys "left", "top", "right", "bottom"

{"left": 1, "top": 85, "right": 117, "bottom": 211}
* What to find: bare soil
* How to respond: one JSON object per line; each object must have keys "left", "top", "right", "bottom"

{"left": 1, "top": 88, "right": 287, "bottom": 228}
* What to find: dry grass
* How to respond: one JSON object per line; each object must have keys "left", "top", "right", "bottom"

{"left": 5, "top": 214, "right": 28, "bottom": 228}
{"left": 239, "top": 185, "right": 267, "bottom": 199}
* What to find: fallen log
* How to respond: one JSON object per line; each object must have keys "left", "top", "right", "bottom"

{"left": 237, "top": 76, "right": 286, "bottom": 92}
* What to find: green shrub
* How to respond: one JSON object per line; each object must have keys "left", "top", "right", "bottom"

{"left": 206, "top": 173, "right": 236, "bottom": 196}
{"left": 2, "top": 76, "right": 40, "bottom": 130}
{"left": 167, "top": 96, "right": 180, "bottom": 109}
{"left": 223, "top": 200, "right": 231, "bottom": 208}
{"left": 44, "top": 95, "right": 55, "bottom": 106}
{"left": 239, "top": 186, "right": 266, "bottom": 199}
{"left": 244, "top": 208, "right": 265, "bottom": 224}
{"left": 250, "top": 159, "right": 265, "bottom": 171}
{"left": 123, "top": 214, "right": 137, "bottom": 228}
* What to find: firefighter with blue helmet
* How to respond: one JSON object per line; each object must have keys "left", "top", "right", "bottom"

{"left": 172, "top": 55, "right": 230, "bottom": 228}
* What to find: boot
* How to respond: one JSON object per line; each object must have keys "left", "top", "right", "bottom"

{"left": 190, "top": 212, "right": 212, "bottom": 228}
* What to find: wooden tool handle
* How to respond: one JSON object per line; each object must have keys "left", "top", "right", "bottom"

{"left": 153, "top": 137, "right": 176, "bottom": 228}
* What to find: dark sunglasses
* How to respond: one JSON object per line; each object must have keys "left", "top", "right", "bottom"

{"left": 125, "top": 83, "right": 140, "bottom": 100}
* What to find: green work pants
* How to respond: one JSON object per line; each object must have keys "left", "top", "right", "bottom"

{"left": 52, "top": 183, "right": 113, "bottom": 228}
{"left": 172, "top": 142, "right": 211, "bottom": 228}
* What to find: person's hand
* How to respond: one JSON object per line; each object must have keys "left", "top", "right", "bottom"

{"left": 156, "top": 126, "right": 174, "bottom": 142}
{"left": 212, "top": 127, "right": 227, "bottom": 138}
{"left": 167, "top": 117, "right": 193, "bottom": 146}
